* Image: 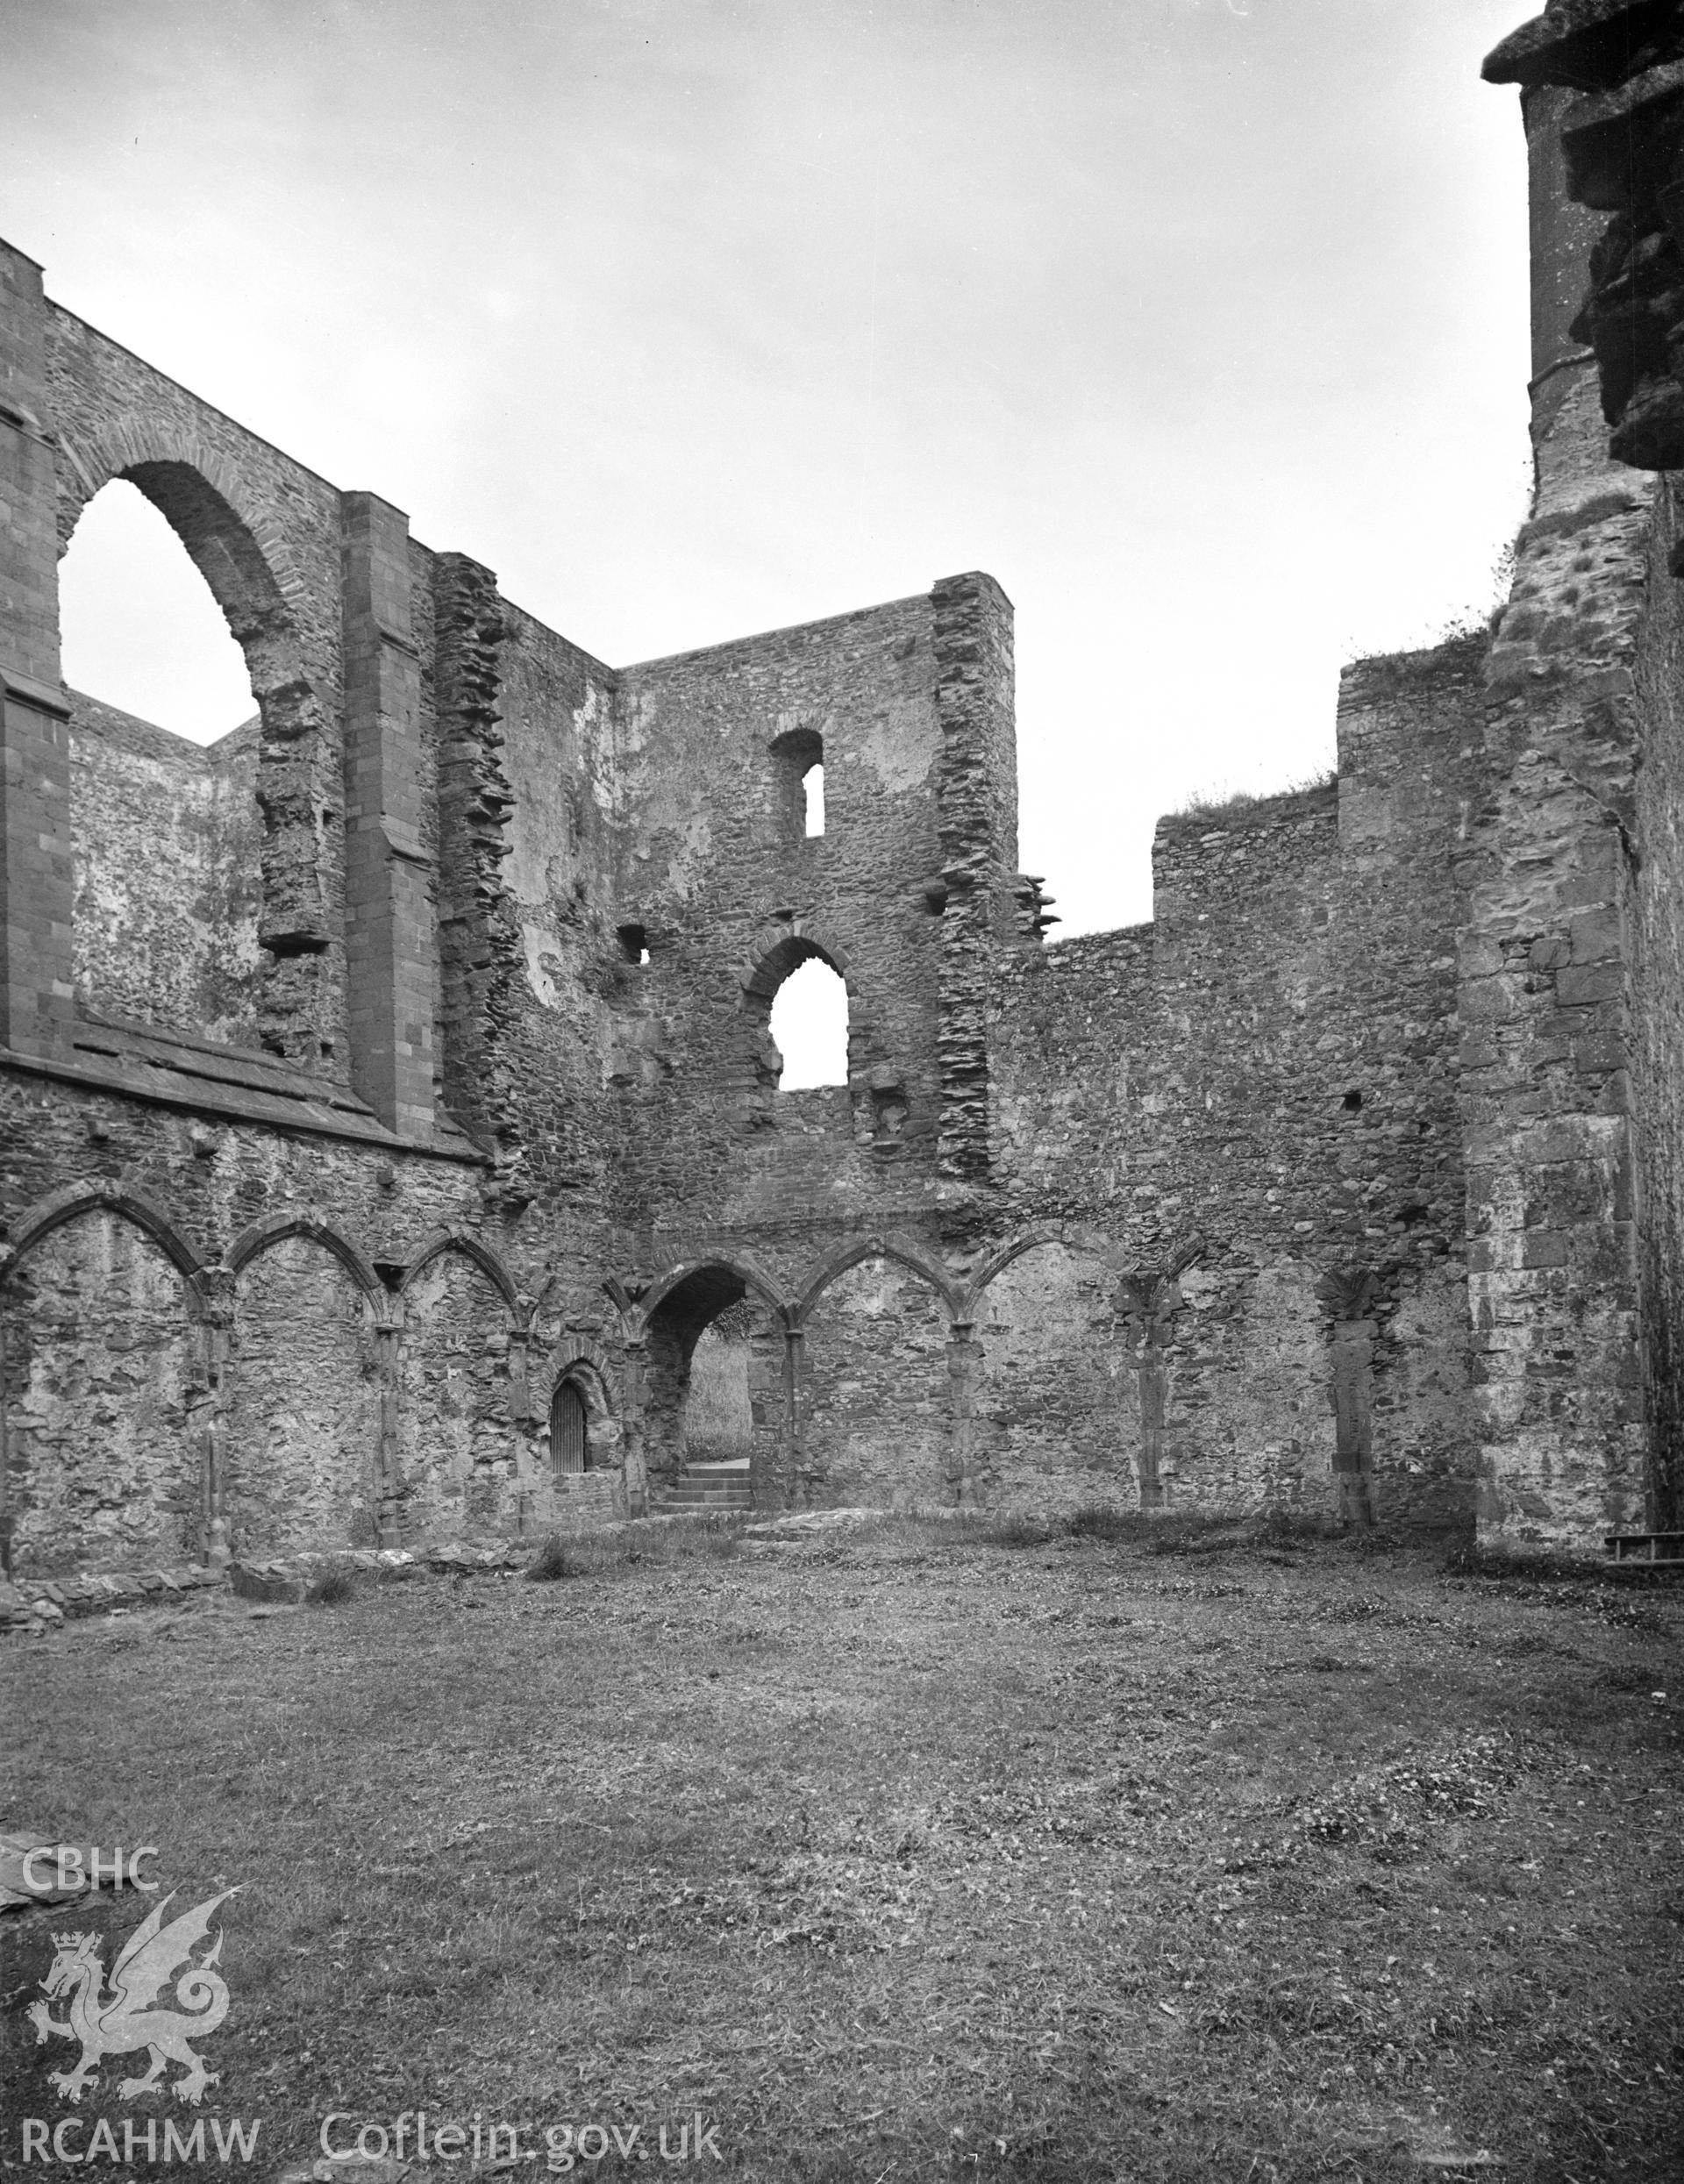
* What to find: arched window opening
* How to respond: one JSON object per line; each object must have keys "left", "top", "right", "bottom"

{"left": 769, "top": 956, "right": 848, "bottom": 1088}
{"left": 60, "top": 481, "right": 266, "bottom": 1047}
{"left": 803, "top": 762, "right": 825, "bottom": 838}
{"left": 550, "top": 1380, "right": 590, "bottom": 1477}
{"left": 59, "top": 480, "right": 255, "bottom": 744}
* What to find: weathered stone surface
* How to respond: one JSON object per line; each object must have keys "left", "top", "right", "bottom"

{"left": 5, "top": 70, "right": 1684, "bottom": 1575}
{"left": 69, "top": 696, "right": 261, "bottom": 1043}
{"left": 2, "top": 1207, "right": 198, "bottom": 1574}
{"left": 396, "top": 1248, "right": 517, "bottom": 1537}
{"left": 228, "top": 1561, "right": 304, "bottom": 1604}
{"left": 225, "top": 1234, "right": 382, "bottom": 1558}
{"left": 801, "top": 1257, "right": 954, "bottom": 1510}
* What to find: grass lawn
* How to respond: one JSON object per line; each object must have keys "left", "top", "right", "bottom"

{"left": 3, "top": 1517, "right": 1680, "bottom": 2183}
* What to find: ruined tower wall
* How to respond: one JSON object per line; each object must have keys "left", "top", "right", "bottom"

{"left": 1466, "top": 379, "right": 1684, "bottom": 1549}
{"left": 1457, "top": 78, "right": 1668, "bottom": 1552}
{"left": 591, "top": 582, "right": 1024, "bottom": 1513}
{"left": 1630, "top": 507, "right": 1684, "bottom": 1534}
{"left": 610, "top": 591, "right": 955, "bottom": 1265}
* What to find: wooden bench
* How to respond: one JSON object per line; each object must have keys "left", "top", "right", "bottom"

{"left": 1605, "top": 1531, "right": 1684, "bottom": 1564}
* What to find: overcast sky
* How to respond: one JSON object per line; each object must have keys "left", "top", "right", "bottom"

{"left": 5, "top": 0, "right": 1536, "bottom": 940}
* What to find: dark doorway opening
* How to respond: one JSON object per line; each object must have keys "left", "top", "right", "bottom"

{"left": 550, "top": 1380, "right": 589, "bottom": 1477}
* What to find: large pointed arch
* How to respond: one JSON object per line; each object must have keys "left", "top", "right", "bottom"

{"left": 636, "top": 1256, "right": 790, "bottom": 1510}
{"left": 225, "top": 1210, "right": 382, "bottom": 1302}
{"left": 796, "top": 1232, "right": 962, "bottom": 1325}
{"left": 638, "top": 1252, "right": 794, "bottom": 1331}
{"left": 55, "top": 417, "right": 336, "bottom": 1007}
{"left": 55, "top": 418, "right": 312, "bottom": 639}
{"left": 55, "top": 426, "right": 326, "bottom": 775}
{"left": 961, "top": 1221, "right": 1124, "bottom": 1319}
{"left": 398, "top": 1227, "right": 520, "bottom": 1316}
{"left": 0, "top": 1181, "right": 207, "bottom": 1292}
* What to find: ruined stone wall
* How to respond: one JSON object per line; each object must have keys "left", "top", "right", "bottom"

{"left": 1631, "top": 489, "right": 1684, "bottom": 1531}
{"left": 24, "top": 114, "right": 1684, "bottom": 1565}
{"left": 986, "top": 639, "right": 1485, "bottom": 1532}
{"left": 970, "top": 1239, "right": 1127, "bottom": 1515}
{"left": 1463, "top": 360, "right": 1658, "bottom": 1550}
{"left": 933, "top": 572, "right": 1017, "bottom": 1188}
{"left": 1453, "top": 46, "right": 1684, "bottom": 1552}
{"left": 0, "top": 1060, "right": 639, "bottom": 1574}
{"left": 1464, "top": 346, "right": 1684, "bottom": 1547}
{"left": 0, "top": 250, "right": 651, "bottom": 1580}
{"left": 487, "top": 599, "right": 625, "bottom": 1230}
{"left": 612, "top": 595, "right": 957, "bottom": 1251}
{"left": 69, "top": 696, "right": 261, "bottom": 1044}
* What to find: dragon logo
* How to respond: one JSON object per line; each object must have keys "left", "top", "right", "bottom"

{"left": 28, "top": 1888, "right": 238, "bottom": 2106}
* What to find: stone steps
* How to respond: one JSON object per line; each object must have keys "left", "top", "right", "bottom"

{"left": 650, "top": 1467, "right": 754, "bottom": 1514}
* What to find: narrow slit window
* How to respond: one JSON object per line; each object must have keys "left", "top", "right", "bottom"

{"left": 769, "top": 727, "right": 824, "bottom": 842}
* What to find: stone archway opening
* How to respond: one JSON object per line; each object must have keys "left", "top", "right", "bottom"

{"left": 642, "top": 1268, "right": 787, "bottom": 1513}
{"left": 768, "top": 958, "right": 848, "bottom": 1090}
{"left": 56, "top": 451, "right": 337, "bottom": 1067}
{"left": 58, "top": 481, "right": 268, "bottom": 1046}
{"left": 740, "top": 931, "right": 855, "bottom": 1131}
{"left": 59, "top": 478, "right": 257, "bottom": 745}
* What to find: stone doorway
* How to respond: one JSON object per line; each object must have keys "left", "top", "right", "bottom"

{"left": 641, "top": 1266, "right": 788, "bottom": 1513}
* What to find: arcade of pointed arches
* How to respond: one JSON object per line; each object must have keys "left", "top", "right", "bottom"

{"left": 0, "top": 1178, "right": 1181, "bottom": 1574}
